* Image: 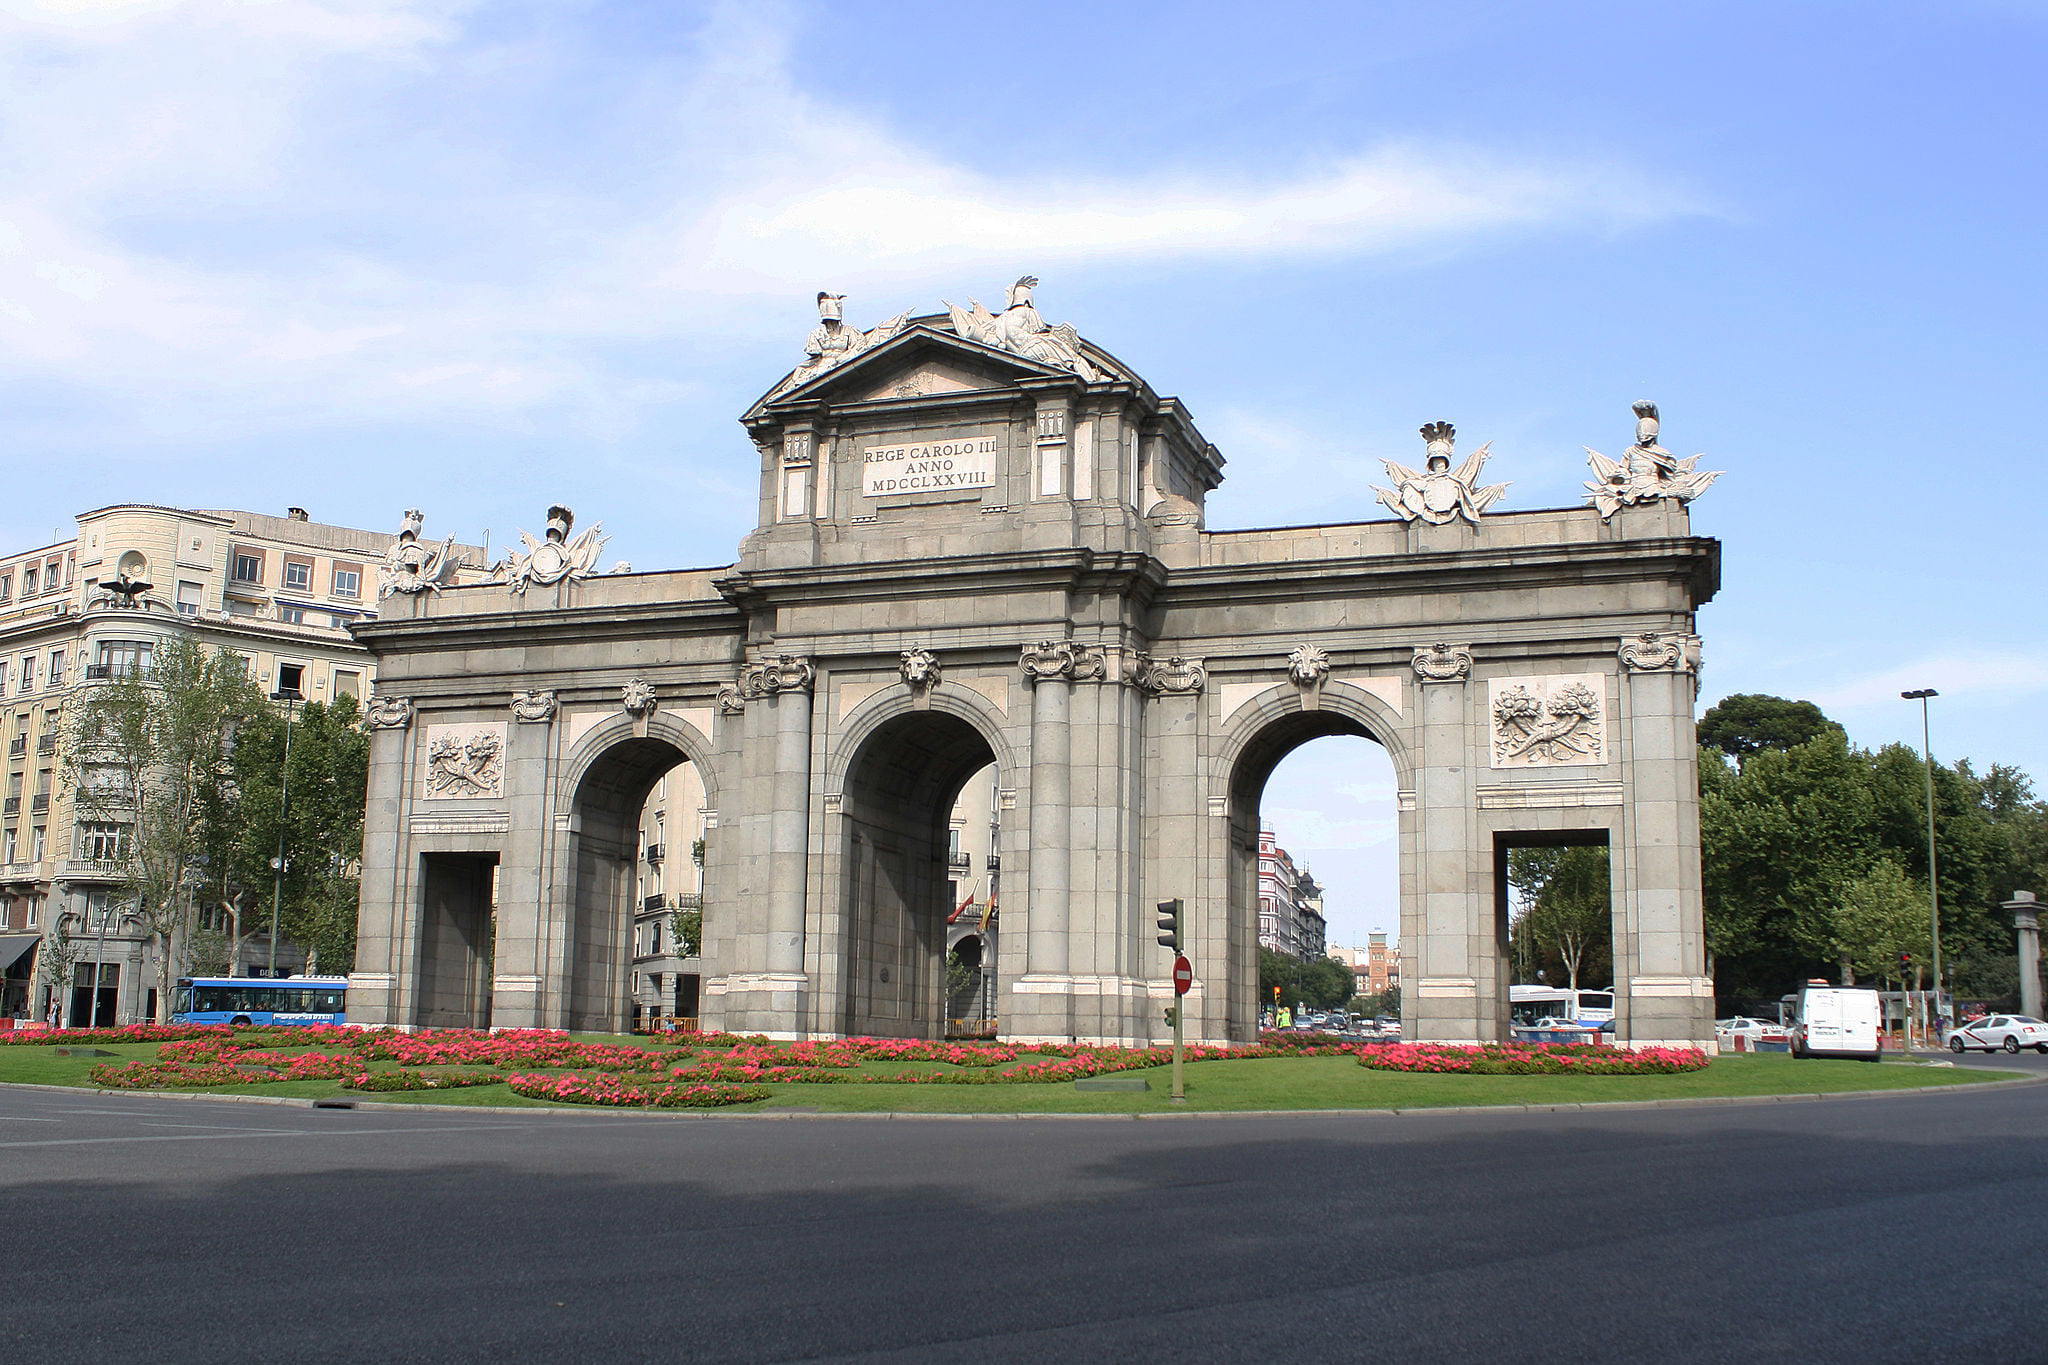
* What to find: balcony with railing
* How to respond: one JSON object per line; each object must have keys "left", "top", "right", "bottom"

{"left": 1, "top": 796, "right": 18, "bottom": 815}
{"left": 644, "top": 842, "right": 663, "bottom": 864}
{"left": 947, "top": 851, "right": 972, "bottom": 873}
{"left": 30, "top": 793, "right": 48, "bottom": 813}
{"left": 36, "top": 735, "right": 54, "bottom": 755}
{"left": 6, "top": 737, "right": 23, "bottom": 757}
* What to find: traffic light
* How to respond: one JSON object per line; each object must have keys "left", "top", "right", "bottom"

{"left": 1156, "top": 898, "right": 1182, "bottom": 952}
{"left": 1899, "top": 951, "right": 1913, "bottom": 968}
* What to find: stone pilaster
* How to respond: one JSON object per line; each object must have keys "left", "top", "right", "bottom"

{"left": 1405, "top": 656, "right": 1494, "bottom": 1043}
{"left": 348, "top": 709, "right": 413, "bottom": 1027}
{"left": 1008, "top": 670, "right": 1073, "bottom": 1041}
{"left": 489, "top": 695, "right": 555, "bottom": 1029}
{"left": 1615, "top": 647, "right": 1712, "bottom": 1046}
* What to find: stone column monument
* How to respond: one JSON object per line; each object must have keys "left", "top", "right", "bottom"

{"left": 2008, "top": 891, "right": 2042, "bottom": 1021}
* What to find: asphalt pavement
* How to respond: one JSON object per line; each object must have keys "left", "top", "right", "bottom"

{"left": 5, "top": 1077, "right": 2046, "bottom": 1364}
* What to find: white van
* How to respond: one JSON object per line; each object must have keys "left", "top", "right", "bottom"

{"left": 1788, "top": 983, "right": 1883, "bottom": 1062}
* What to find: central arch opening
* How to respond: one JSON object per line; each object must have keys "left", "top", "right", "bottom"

{"left": 567, "top": 735, "right": 706, "bottom": 1034}
{"left": 1229, "top": 709, "right": 1400, "bottom": 1040}
{"left": 840, "top": 711, "right": 998, "bottom": 1039}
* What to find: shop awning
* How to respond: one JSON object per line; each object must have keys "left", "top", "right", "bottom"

{"left": 0, "top": 934, "right": 39, "bottom": 972}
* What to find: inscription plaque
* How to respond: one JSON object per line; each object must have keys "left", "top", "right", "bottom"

{"left": 863, "top": 438, "right": 998, "bottom": 497}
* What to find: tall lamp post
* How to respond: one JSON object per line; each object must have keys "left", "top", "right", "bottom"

{"left": 265, "top": 688, "right": 301, "bottom": 977}
{"left": 1901, "top": 689, "right": 1943, "bottom": 1034}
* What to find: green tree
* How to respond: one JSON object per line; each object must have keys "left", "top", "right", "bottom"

{"left": 1828, "top": 859, "right": 1929, "bottom": 985}
{"left": 227, "top": 694, "right": 369, "bottom": 974}
{"left": 1258, "top": 948, "right": 1355, "bottom": 1011}
{"left": 1698, "top": 694, "right": 1843, "bottom": 768}
{"left": 63, "top": 638, "right": 266, "bottom": 1020}
{"left": 1508, "top": 845, "right": 1612, "bottom": 989}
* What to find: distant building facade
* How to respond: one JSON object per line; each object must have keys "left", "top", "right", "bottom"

{"left": 1329, "top": 931, "right": 1402, "bottom": 1001}
{"left": 0, "top": 503, "right": 481, "bottom": 1025}
{"left": 1257, "top": 829, "right": 1325, "bottom": 962}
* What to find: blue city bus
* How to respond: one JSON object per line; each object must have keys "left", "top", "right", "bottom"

{"left": 171, "top": 977, "right": 348, "bottom": 1027}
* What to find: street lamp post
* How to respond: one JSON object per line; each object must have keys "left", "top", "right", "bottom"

{"left": 265, "top": 689, "right": 301, "bottom": 977}
{"left": 1901, "top": 689, "right": 1943, "bottom": 1036}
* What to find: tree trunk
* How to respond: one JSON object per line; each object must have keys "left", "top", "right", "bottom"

{"left": 1838, "top": 953, "right": 1854, "bottom": 986}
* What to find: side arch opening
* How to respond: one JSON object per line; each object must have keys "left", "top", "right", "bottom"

{"left": 839, "top": 711, "right": 998, "bottom": 1039}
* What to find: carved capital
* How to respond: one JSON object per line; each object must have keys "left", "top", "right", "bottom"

{"left": 363, "top": 695, "right": 414, "bottom": 730}
{"left": 1019, "top": 640, "right": 1107, "bottom": 685}
{"left": 716, "top": 681, "right": 746, "bottom": 716}
{"left": 509, "top": 689, "right": 557, "bottom": 724}
{"left": 739, "top": 654, "right": 815, "bottom": 699}
{"left": 1617, "top": 632, "right": 1702, "bottom": 674}
{"left": 1134, "top": 652, "right": 1206, "bottom": 696}
{"left": 621, "top": 679, "right": 658, "bottom": 717}
{"left": 1411, "top": 642, "right": 1473, "bottom": 684}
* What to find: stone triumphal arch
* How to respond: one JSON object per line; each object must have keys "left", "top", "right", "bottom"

{"left": 350, "top": 280, "right": 1722, "bottom": 1047}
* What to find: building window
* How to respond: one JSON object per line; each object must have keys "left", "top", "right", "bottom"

{"left": 276, "top": 663, "right": 305, "bottom": 699}
{"left": 45, "top": 560, "right": 62, "bottom": 592}
{"left": 47, "top": 650, "right": 64, "bottom": 686}
{"left": 1, "top": 828, "right": 12, "bottom": 863}
{"left": 94, "top": 640, "right": 152, "bottom": 677}
{"left": 175, "top": 581, "right": 202, "bottom": 616}
{"left": 0, "top": 573, "right": 10, "bottom": 600}
{"left": 31, "top": 827, "right": 45, "bottom": 861}
{"left": 78, "top": 822, "right": 129, "bottom": 862}
{"left": 20, "top": 568, "right": 35, "bottom": 596}
{"left": 22, "top": 894, "right": 33, "bottom": 928}
{"left": 283, "top": 559, "right": 313, "bottom": 592}
{"left": 278, "top": 604, "right": 306, "bottom": 625}
{"left": 333, "top": 670, "right": 362, "bottom": 700}
{"left": 232, "top": 550, "right": 263, "bottom": 584}
{"left": 332, "top": 564, "right": 362, "bottom": 599}
{"left": 17, "top": 654, "right": 33, "bottom": 694}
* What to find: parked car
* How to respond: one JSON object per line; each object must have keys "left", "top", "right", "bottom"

{"left": 1715, "top": 1016, "right": 1787, "bottom": 1041}
{"left": 1945, "top": 1015, "right": 2048, "bottom": 1054}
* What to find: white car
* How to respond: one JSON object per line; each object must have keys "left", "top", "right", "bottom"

{"left": 1715, "top": 1016, "right": 1787, "bottom": 1042}
{"left": 1945, "top": 1015, "right": 2048, "bottom": 1054}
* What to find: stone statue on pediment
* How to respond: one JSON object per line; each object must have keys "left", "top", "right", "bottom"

{"left": 496, "top": 505, "right": 607, "bottom": 595}
{"left": 767, "top": 292, "right": 910, "bottom": 399}
{"left": 380, "top": 509, "right": 463, "bottom": 599}
{"left": 1583, "top": 401, "right": 1723, "bottom": 520}
{"left": 944, "top": 276, "right": 1101, "bottom": 382}
{"left": 1373, "top": 422, "right": 1509, "bottom": 526}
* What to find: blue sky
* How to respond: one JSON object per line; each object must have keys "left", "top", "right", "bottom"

{"left": 3, "top": 0, "right": 2042, "bottom": 948}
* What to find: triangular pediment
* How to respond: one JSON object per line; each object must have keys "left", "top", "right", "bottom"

{"left": 745, "top": 322, "right": 1081, "bottom": 418}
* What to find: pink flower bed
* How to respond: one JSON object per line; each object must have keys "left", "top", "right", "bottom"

{"left": 1356, "top": 1042, "right": 1709, "bottom": 1075}
{"left": 0, "top": 1023, "right": 230, "bottom": 1046}
{"left": 502, "top": 1071, "right": 769, "bottom": 1108}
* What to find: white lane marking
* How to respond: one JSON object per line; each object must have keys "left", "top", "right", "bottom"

{"left": 0, "top": 1115, "right": 60, "bottom": 1122}
{"left": 0, "top": 1123, "right": 537, "bottom": 1149}
{"left": 138, "top": 1122, "right": 304, "bottom": 1132}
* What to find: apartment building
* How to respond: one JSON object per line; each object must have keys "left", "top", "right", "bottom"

{"left": 0, "top": 503, "right": 481, "bottom": 1024}
{"left": 1257, "top": 829, "right": 1326, "bottom": 962}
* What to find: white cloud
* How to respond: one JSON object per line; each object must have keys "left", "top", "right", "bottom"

{"left": 0, "top": 0, "right": 1689, "bottom": 444}
{"left": 1812, "top": 652, "right": 2048, "bottom": 711}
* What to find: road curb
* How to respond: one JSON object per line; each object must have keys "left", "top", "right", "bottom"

{"left": 2, "top": 1067, "right": 2040, "bottom": 1121}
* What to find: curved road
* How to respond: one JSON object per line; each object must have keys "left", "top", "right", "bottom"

{"left": 4, "top": 1076, "right": 2043, "bottom": 1363}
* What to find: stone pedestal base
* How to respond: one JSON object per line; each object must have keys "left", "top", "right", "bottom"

{"left": 704, "top": 972, "right": 810, "bottom": 1039}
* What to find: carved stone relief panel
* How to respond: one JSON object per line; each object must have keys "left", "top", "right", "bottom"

{"left": 422, "top": 722, "right": 507, "bottom": 799}
{"left": 1488, "top": 675, "right": 1606, "bottom": 769}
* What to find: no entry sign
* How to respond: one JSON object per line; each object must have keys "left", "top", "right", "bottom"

{"left": 1172, "top": 955, "right": 1193, "bottom": 995}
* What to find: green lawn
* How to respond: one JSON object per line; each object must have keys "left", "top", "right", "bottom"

{"left": 0, "top": 1038, "right": 2018, "bottom": 1115}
